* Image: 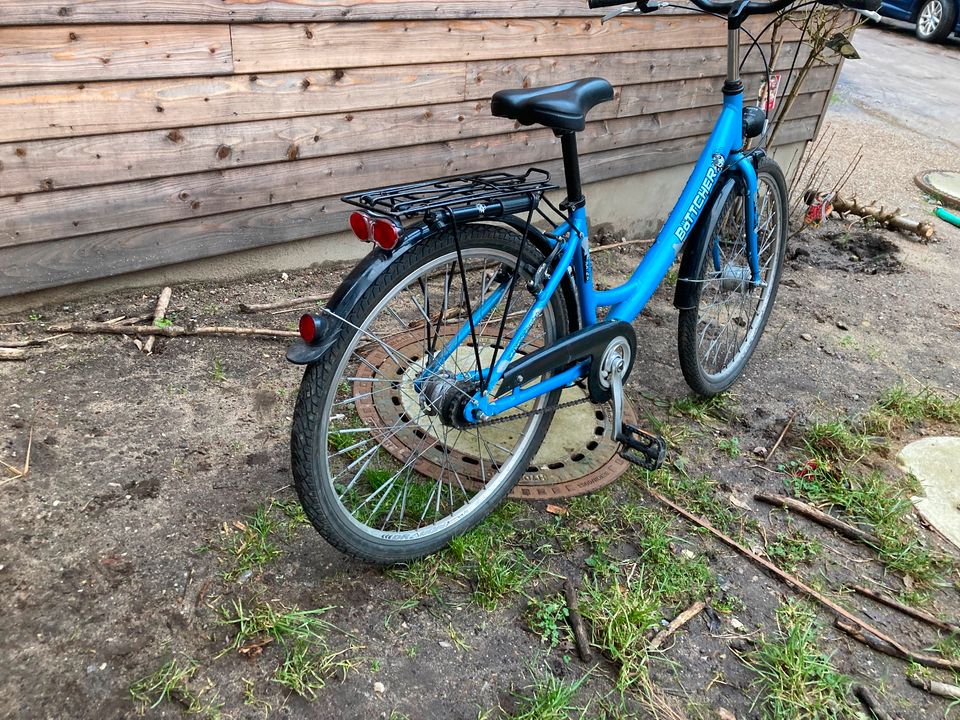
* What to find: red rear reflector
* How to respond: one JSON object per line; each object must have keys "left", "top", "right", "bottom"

{"left": 299, "top": 314, "right": 319, "bottom": 343}
{"left": 349, "top": 211, "right": 371, "bottom": 241}
{"left": 372, "top": 219, "right": 399, "bottom": 250}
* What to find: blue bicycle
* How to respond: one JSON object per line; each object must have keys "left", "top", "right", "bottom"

{"left": 287, "top": 0, "right": 880, "bottom": 562}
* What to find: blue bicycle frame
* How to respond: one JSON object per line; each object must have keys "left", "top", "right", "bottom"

{"left": 428, "top": 39, "right": 762, "bottom": 424}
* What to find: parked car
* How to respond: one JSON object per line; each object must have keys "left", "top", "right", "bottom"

{"left": 879, "top": 0, "right": 960, "bottom": 41}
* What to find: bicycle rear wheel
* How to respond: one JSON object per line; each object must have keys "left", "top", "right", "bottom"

{"left": 291, "top": 224, "right": 569, "bottom": 563}
{"left": 677, "top": 156, "right": 788, "bottom": 396}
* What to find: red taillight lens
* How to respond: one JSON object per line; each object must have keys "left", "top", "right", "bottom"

{"left": 349, "top": 211, "right": 371, "bottom": 241}
{"left": 299, "top": 314, "right": 321, "bottom": 343}
{"left": 372, "top": 219, "right": 400, "bottom": 250}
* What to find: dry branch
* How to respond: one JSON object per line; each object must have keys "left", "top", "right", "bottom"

{"left": 563, "top": 578, "right": 593, "bottom": 663}
{"left": 853, "top": 585, "right": 959, "bottom": 634}
{"left": 240, "top": 292, "right": 333, "bottom": 314}
{"left": 832, "top": 194, "right": 935, "bottom": 241}
{"left": 754, "top": 492, "right": 880, "bottom": 546}
{"left": 853, "top": 685, "right": 898, "bottom": 720}
{"left": 648, "top": 601, "right": 706, "bottom": 651}
{"left": 47, "top": 322, "right": 298, "bottom": 339}
{"left": 763, "top": 410, "right": 797, "bottom": 464}
{"left": 835, "top": 620, "right": 960, "bottom": 673}
{"left": 0, "top": 347, "right": 27, "bottom": 360}
{"left": 143, "top": 286, "right": 173, "bottom": 355}
{"left": 907, "top": 674, "right": 960, "bottom": 700}
{"left": 647, "top": 489, "right": 960, "bottom": 673}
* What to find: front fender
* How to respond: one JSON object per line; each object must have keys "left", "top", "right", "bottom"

{"left": 673, "top": 174, "right": 739, "bottom": 311}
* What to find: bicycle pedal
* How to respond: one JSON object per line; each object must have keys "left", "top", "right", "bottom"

{"left": 617, "top": 423, "right": 667, "bottom": 471}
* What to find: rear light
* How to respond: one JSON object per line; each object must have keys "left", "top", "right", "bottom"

{"left": 348, "top": 211, "right": 401, "bottom": 250}
{"left": 349, "top": 211, "right": 371, "bottom": 241}
{"left": 299, "top": 314, "right": 323, "bottom": 344}
{"left": 372, "top": 219, "right": 400, "bottom": 250}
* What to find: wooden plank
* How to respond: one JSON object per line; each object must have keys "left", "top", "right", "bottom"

{"left": 0, "top": 95, "right": 826, "bottom": 247}
{"left": 230, "top": 15, "right": 734, "bottom": 73}
{"left": 0, "top": 197, "right": 343, "bottom": 296}
{"left": 464, "top": 41, "right": 814, "bottom": 99}
{"left": 0, "top": 0, "right": 604, "bottom": 24}
{"left": 0, "top": 25, "right": 232, "bottom": 87}
{"left": 0, "top": 115, "right": 816, "bottom": 297}
{"left": 618, "top": 63, "right": 836, "bottom": 116}
{"left": 0, "top": 62, "right": 467, "bottom": 144}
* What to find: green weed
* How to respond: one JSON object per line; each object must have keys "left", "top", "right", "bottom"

{"left": 272, "top": 638, "right": 358, "bottom": 700}
{"left": 507, "top": 672, "right": 587, "bottom": 720}
{"left": 670, "top": 393, "right": 733, "bottom": 424}
{"left": 741, "top": 600, "right": 858, "bottom": 720}
{"left": 211, "top": 357, "right": 227, "bottom": 382}
{"left": 527, "top": 593, "right": 571, "bottom": 648}
{"left": 219, "top": 598, "right": 335, "bottom": 651}
{"left": 129, "top": 656, "right": 198, "bottom": 711}
{"left": 641, "top": 466, "right": 750, "bottom": 537}
{"left": 766, "top": 530, "right": 821, "bottom": 572}
{"left": 716, "top": 436, "right": 741, "bottom": 459}
{"left": 220, "top": 504, "right": 282, "bottom": 581}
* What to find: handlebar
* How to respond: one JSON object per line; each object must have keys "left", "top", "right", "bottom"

{"left": 588, "top": 0, "right": 881, "bottom": 16}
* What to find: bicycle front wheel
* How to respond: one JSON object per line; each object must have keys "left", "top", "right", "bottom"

{"left": 677, "top": 156, "right": 788, "bottom": 396}
{"left": 291, "top": 224, "right": 569, "bottom": 563}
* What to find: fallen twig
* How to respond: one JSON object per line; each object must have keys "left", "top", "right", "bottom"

{"left": 853, "top": 684, "right": 898, "bottom": 720}
{"left": 832, "top": 193, "right": 935, "bottom": 241}
{"left": 240, "top": 292, "right": 333, "bottom": 314}
{"left": 0, "top": 333, "right": 69, "bottom": 349}
{"left": 0, "top": 347, "right": 28, "bottom": 360}
{"left": 591, "top": 237, "right": 655, "bottom": 254}
{"left": 648, "top": 601, "right": 706, "bottom": 651}
{"left": 835, "top": 619, "right": 960, "bottom": 673}
{"left": 754, "top": 492, "right": 880, "bottom": 546}
{"left": 143, "top": 286, "right": 173, "bottom": 354}
{"left": 907, "top": 674, "right": 960, "bottom": 700}
{"left": 646, "top": 488, "right": 960, "bottom": 673}
{"left": 853, "top": 585, "right": 959, "bottom": 634}
{"left": 763, "top": 410, "right": 797, "bottom": 464}
{"left": 48, "top": 322, "right": 298, "bottom": 339}
{"left": 563, "top": 578, "right": 593, "bottom": 662}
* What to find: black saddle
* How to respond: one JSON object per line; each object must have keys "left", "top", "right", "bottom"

{"left": 490, "top": 77, "right": 614, "bottom": 133}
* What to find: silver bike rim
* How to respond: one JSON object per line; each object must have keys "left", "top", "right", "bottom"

{"left": 318, "top": 246, "right": 557, "bottom": 543}
{"left": 918, "top": 1, "right": 943, "bottom": 36}
{"left": 694, "top": 172, "right": 784, "bottom": 383}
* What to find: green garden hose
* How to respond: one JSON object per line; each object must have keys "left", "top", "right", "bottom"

{"left": 935, "top": 206, "right": 960, "bottom": 228}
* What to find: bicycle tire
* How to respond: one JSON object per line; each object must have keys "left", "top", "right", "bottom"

{"left": 291, "top": 224, "right": 569, "bottom": 563}
{"left": 677, "top": 156, "right": 788, "bottom": 396}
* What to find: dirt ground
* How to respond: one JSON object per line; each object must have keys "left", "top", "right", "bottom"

{"left": 3, "top": 27, "right": 960, "bottom": 720}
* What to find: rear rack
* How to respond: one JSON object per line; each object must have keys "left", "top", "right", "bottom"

{"left": 342, "top": 169, "right": 558, "bottom": 221}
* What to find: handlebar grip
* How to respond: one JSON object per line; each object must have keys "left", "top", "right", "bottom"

{"left": 588, "top": 0, "right": 632, "bottom": 7}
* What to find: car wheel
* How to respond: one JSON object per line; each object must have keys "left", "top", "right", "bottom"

{"left": 915, "top": 0, "right": 957, "bottom": 41}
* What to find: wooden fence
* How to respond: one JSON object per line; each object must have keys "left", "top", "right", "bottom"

{"left": 0, "top": 1, "right": 838, "bottom": 297}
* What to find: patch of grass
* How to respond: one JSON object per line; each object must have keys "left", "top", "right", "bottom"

{"left": 526, "top": 593, "right": 571, "bottom": 649}
{"left": 153, "top": 317, "right": 174, "bottom": 329}
{"left": 786, "top": 460, "right": 941, "bottom": 586}
{"left": 578, "top": 509, "right": 713, "bottom": 690}
{"left": 219, "top": 598, "right": 335, "bottom": 651}
{"left": 220, "top": 504, "right": 282, "bottom": 581}
{"left": 871, "top": 384, "right": 960, "bottom": 428}
{"left": 507, "top": 672, "right": 587, "bottom": 720}
{"left": 716, "top": 436, "right": 741, "bottom": 459}
{"left": 272, "top": 638, "right": 358, "bottom": 700}
{"left": 741, "top": 600, "right": 858, "bottom": 720}
{"left": 669, "top": 393, "right": 733, "bottom": 424}
{"left": 221, "top": 598, "right": 359, "bottom": 700}
{"left": 641, "top": 466, "right": 751, "bottom": 537}
{"left": 211, "top": 357, "right": 227, "bottom": 382}
{"left": 129, "top": 656, "right": 198, "bottom": 711}
{"left": 766, "top": 530, "right": 821, "bottom": 572}
{"left": 802, "top": 418, "right": 874, "bottom": 463}
{"left": 448, "top": 530, "right": 535, "bottom": 610}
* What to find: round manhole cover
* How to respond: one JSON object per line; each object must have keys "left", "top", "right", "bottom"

{"left": 915, "top": 170, "right": 960, "bottom": 210}
{"left": 353, "top": 328, "right": 633, "bottom": 500}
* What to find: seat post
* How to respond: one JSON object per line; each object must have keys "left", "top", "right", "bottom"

{"left": 557, "top": 130, "right": 584, "bottom": 210}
